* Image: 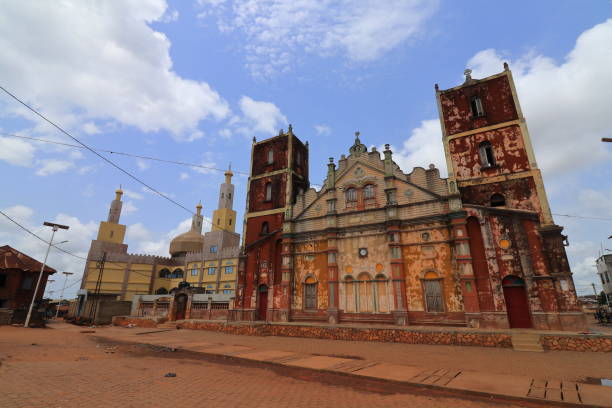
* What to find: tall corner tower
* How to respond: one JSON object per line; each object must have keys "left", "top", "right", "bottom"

{"left": 237, "top": 125, "right": 309, "bottom": 320}
{"left": 212, "top": 167, "right": 237, "bottom": 232}
{"left": 97, "top": 188, "right": 127, "bottom": 244}
{"left": 436, "top": 64, "right": 553, "bottom": 226}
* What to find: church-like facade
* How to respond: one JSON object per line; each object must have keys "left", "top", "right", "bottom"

{"left": 234, "top": 65, "right": 586, "bottom": 331}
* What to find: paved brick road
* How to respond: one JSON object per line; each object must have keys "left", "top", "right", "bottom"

{"left": 0, "top": 326, "right": 530, "bottom": 408}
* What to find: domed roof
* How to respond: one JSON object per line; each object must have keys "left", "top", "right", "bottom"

{"left": 169, "top": 230, "right": 204, "bottom": 257}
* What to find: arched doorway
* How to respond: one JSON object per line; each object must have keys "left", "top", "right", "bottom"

{"left": 257, "top": 284, "right": 268, "bottom": 320}
{"left": 502, "top": 275, "right": 532, "bottom": 328}
{"left": 174, "top": 293, "right": 188, "bottom": 320}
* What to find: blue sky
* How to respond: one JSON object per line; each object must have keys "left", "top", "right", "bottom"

{"left": 0, "top": 0, "right": 611, "bottom": 298}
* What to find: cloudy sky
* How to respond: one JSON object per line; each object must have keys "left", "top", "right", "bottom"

{"left": 1, "top": 0, "right": 611, "bottom": 298}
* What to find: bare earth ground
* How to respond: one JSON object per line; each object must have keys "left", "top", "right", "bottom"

{"left": 0, "top": 324, "right": 568, "bottom": 408}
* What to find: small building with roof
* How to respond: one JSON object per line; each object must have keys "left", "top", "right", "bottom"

{"left": 0, "top": 245, "right": 56, "bottom": 310}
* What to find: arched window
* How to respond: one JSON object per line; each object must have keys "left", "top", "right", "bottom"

{"left": 364, "top": 184, "right": 375, "bottom": 200}
{"left": 343, "top": 276, "right": 356, "bottom": 313}
{"left": 159, "top": 268, "right": 170, "bottom": 278}
{"left": 171, "top": 268, "right": 184, "bottom": 279}
{"left": 479, "top": 141, "right": 495, "bottom": 167}
{"left": 422, "top": 271, "right": 444, "bottom": 312}
{"left": 491, "top": 193, "right": 506, "bottom": 207}
{"left": 346, "top": 188, "right": 356, "bottom": 202}
{"left": 267, "top": 149, "right": 274, "bottom": 164}
{"left": 304, "top": 276, "right": 317, "bottom": 309}
{"left": 471, "top": 96, "right": 485, "bottom": 118}
{"left": 374, "top": 274, "right": 390, "bottom": 313}
{"left": 265, "top": 182, "right": 272, "bottom": 201}
{"left": 357, "top": 272, "right": 373, "bottom": 313}
{"left": 155, "top": 287, "right": 168, "bottom": 295}
{"left": 261, "top": 222, "right": 269, "bottom": 235}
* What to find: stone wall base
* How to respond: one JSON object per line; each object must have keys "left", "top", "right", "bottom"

{"left": 111, "top": 316, "right": 611, "bottom": 352}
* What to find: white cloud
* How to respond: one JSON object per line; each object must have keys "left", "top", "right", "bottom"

{"left": 199, "top": 0, "right": 438, "bottom": 77}
{"left": 0, "top": 136, "right": 35, "bottom": 166}
{"left": 180, "top": 172, "right": 190, "bottom": 180}
{"left": 192, "top": 152, "right": 218, "bottom": 175}
{"left": 0, "top": 1, "right": 229, "bottom": 139}
{"left": 35, "top": 159, "right": 74, "bottom": 176}
{"left": 0, "top": 205, "right": 97, "bottom": 299}
{"left": 160, "top": 9, "right": 179, "bottom": 23}
{"left": 314, "top": 124, "right": 331, "bottom": 136}
{"left": 218, "top": 128, "right": 232, "bottom": 139}
{"left": 238, "top": 96, "right": 287, "bottom": 135}
{"left": 466, "top": 19, "right": 612, "bottom": 176}
{"left": 82, "top": 122, "right": 101, "bottom": 135}
{"left": 126, "top": 216, "right": 212, "bottom": 256}
{"left": 390, "top": 119, "right": 446, "bottom": 176}
{"left": 123, "top": 189, "right": 144, "bottom": 200}
{"left": 136, "top": 159, "right": 150, "bottom": 171}
{"left": 122, "top": 201, "right": 138, "bottom": 215}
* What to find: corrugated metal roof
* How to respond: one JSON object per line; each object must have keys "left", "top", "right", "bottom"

{"left": 0, "top": 245, "right": 56, "bottom": 274}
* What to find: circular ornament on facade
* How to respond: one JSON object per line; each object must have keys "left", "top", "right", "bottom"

{"left": 375, "top": 263, "right": 384, "bottom": 272}
{"left": 404, "top": 189, "right": 413, "bottom": 198}
{"left": 499, "top": 238, "right": 511, "bottom": 249}
{"left": 421, "top": 232, "right": 430, "bottom": 241}
{"left": 345, "top": 266, "right": 353, "bottom": 274}
{"left": 359, "top": 248, "right": 368, "bottom": 257}
{"left": 354, "top": 167, "right": 364, "bottom": 177}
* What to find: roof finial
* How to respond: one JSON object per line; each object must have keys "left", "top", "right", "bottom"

{"left": 464, "top": 68, "right": 473, "bottom": 82}
{"left": 287, "top": 124, "right": 293, "bottom": 135}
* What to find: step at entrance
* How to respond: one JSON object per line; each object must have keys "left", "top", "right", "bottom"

{"left": 512, "top": 333, "right": 544, "bottom": 352}
{"left": 157, "top": 322, "right": 177, "bottom": 329}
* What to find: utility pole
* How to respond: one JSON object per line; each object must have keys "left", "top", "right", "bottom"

{"left": 25, "top": 221, "right": 69, "bottom": 328}
{"left": 88, "top": 252, "right": 106, "bottom": 325}
{"left": 55, "top": 271, "right": 74, "bottom": 319}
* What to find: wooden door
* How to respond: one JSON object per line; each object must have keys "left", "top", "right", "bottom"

{"left": 304, "top": 283, "right": 317, "bottom": 309}
{"left": 258, "top": 285, "right": 268, "bottom": 320}
{"left": 502, "top": 276, "right": 532, "bottom": 328}
{"left": 174, "top": 294, "right": 187, "bottom": 321}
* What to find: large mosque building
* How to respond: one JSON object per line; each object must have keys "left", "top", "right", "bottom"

{"left": 80, "top": 168, "right": 239, "bottom": 300}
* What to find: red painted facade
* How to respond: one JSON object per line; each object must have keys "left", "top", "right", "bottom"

{"left": 233, "top": 66, "right": 586, "bottom": 331}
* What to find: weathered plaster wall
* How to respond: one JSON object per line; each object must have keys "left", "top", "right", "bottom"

{"left": 439, "top": 75, "right": 518, "bottom": 135}
{"left": 449, "top": 125, "right": 530, "bottom": 180}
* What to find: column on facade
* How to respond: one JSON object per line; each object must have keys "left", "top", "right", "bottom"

{"left": 326, "top": 230, "right": 339, "bottom": 324}
{"left": 278, "top": 234, "right": 293, "bottom": 322}
{"left": 450, "top": 216, "right": 480, "bottom": 316}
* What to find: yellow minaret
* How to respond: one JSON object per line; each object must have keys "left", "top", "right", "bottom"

{"left": 211, "top": 166, "right": 236, "bottom": 232}
{"left": 96, "top": 187, "right": 127, "bottom": 244}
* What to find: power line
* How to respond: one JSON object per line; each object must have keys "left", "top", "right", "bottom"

{"left": 552, "top": 213, "right": 612, "bottom": 222}
{"left": 0, "top": 132, "right": 249, "bottom": 176}
{"left": 0, "top": 85, "right": 195, "bottom": 216}
{"left": 0, "top": 209, "right": 87, "bottom": 261}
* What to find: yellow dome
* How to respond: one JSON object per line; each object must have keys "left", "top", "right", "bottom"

{"left": 169, "top": 230, "right": 204, "bottom": 256}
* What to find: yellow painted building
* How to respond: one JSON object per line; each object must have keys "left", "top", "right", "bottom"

{"left": 80, "top": 168, "right": 240, "bottom": 300}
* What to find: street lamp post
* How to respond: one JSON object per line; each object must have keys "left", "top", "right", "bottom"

{"left": 55, "top": 271, "right": 74, "bottom": 318}
{"left": 24, "top": 221, "right": 69, "bottom": 328}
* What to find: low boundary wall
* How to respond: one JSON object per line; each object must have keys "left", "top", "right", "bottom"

{"left": 111, "top": 316, "right": 612, "bottom": 352}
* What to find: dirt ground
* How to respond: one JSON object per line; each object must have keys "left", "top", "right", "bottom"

{"left": 0, "top": 324, "right": 549, "bottom": 408}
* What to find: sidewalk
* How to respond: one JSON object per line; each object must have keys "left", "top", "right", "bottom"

{"left": 87, "top": 323, "right": 612, "bottom": 407}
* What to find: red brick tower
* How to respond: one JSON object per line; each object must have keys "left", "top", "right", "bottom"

{"left": 436, "top": 64, "right": 585, "bottom": 330}
{"left": 235, "top": 125, "right": 309, "bottom": 321}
